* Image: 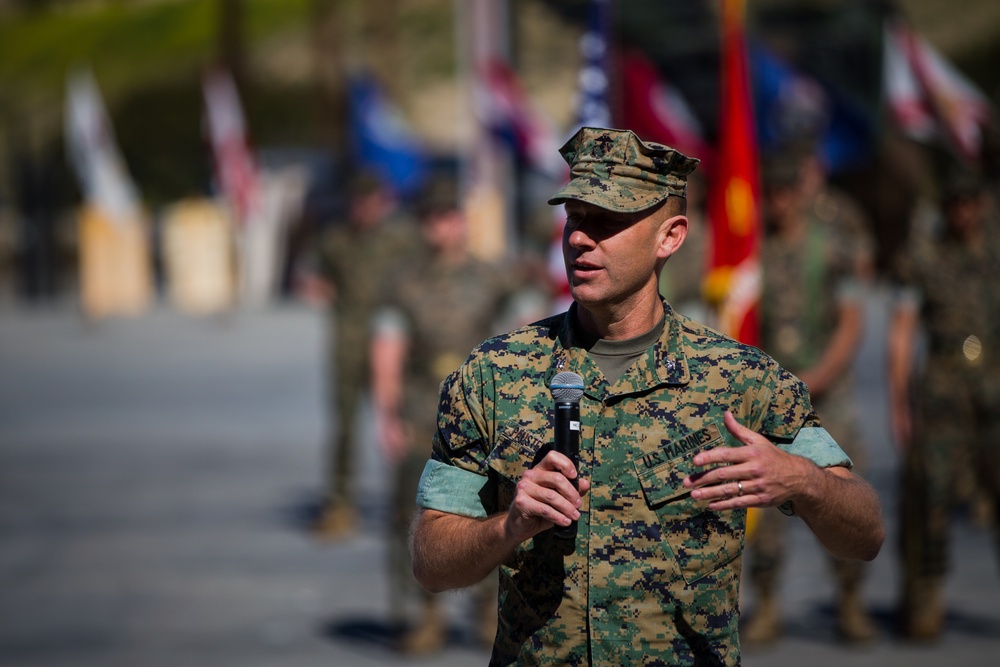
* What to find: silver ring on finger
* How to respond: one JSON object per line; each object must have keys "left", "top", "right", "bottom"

{"left": 737, "top": 481, "right": 744, "bottom": 497}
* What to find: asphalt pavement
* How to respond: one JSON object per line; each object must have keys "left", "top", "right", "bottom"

{"left": 1, "top": 289, "right": 998, "bottom": 666}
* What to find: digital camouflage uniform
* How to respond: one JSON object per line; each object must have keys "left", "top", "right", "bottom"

{"left": 417, "top": 304, "right": 851, "bottom": 666}
{"left": 317, "top": 214, "right": 418, "bottom": 512}
{"left": 415, "top": 128, "right": 854, "bottom": 666}
{"left": 378, "top": 249, "right": 515, "bottom": 627}
{"left": 752, "top": 188, "right": 872, "bottom": 602}
{"left": 892, "top": 222, "right": 1000, "bottom": 596}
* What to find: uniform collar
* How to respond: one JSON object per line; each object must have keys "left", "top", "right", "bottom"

{"left": 549, "top": 301, "right": 690, "bottom": 400}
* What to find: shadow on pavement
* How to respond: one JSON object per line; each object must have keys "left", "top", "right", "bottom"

{"left": 320, "top": 615, "right": 478, "bottom": 653}
{"left": 751, "top": 601, "right": 1000, "bottom": 647}
{"left": 321, "top": 616, "right": 399, "bottom": 651}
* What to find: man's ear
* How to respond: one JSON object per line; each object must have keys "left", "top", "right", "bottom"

{"left": 657, "top": 215, "right": 688, "bottom": 260}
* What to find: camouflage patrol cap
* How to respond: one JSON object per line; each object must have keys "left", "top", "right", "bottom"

{"left": 548, "top": 127, "right": 700, "bottom": 212}
{"left": 346, "top": 169, "right": 385, "bottom": 198}
{"left": 416, "top": 175, "right": 460, "bottom": 219}
{"left": 761, "top": 150, "right": 804, "bottom": 191}
{"left": 942, "top": 168, "right": 985, "bottom": 206}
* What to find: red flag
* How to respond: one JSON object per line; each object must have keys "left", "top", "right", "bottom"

{"left": 705, "top": 0, "right": 760, "bottom": 346}
{"left": 619, "top": 49, "right": 714, "bottom": 171}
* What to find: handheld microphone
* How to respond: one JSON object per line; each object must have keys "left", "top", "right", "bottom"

{"left": 549, "top": 371, "right": 584, "bottom": 540}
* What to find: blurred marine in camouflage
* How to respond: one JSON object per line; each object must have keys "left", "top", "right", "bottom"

{"left": 309, "top": 172, "right": 418, "bottom": 539}
{"left": 742, "top": 147, "right": 878, "bottom": 645}
{"left": 371, "top": 176, "right": 516, "bottom": 654}
{"left": 409, "top": 127, "right": 884, "bottom": 666}
{"left": 888, "top": 172, "right": 1000, "bottom": 640}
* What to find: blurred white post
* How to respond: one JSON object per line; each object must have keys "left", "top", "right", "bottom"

{"left": 238, "top": 166, "right": 308, "bottom": 308}
{"left": 460, "top": 0, "right": 516, "bottom": 262}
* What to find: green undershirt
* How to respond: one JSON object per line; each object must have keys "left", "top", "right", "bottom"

{"left": 578, "top": 310, "right": 666, "bottom": 385}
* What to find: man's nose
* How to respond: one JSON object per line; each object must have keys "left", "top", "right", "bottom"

{"left": 566, "top": 222, "right": 596, "bottom": 249}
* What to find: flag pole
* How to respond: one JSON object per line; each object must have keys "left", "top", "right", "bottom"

{"left": 464, "top": 0, "right": 515, "bottom": 262}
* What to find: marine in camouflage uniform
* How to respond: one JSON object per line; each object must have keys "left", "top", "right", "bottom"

{"left": 410, "top": 128, "right": 884, "bottom": 666}
{"left": 372, "top": 178, "right": 516, "bottom": 653}
{"left": 889, "top": 173, "right": 1000, "bottom": 640}
{"left": 743, "top": 152, "right": 877, "bottom": 644}
{"left": 312, "top": 172, "right": 419, "bottom": 538}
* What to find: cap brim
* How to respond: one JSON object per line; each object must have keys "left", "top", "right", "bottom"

{"left": 547, "top": 177, "right": 670, "bottom": 213}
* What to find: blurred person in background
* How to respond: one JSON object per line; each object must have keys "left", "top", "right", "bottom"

{"left": 793, "top": 141, "right": 877, "bottom": 283}
{"left": 888, "top": 169, "right": 1000, "bottom": 641}
{"left": 371, "top": 176, "right": 520, "bottom": 654}
{"left": 742, "top": 146, "right": 878, "bottom": 646}
{"left": 302, "top": 170, "right": 419, "bottom": 540}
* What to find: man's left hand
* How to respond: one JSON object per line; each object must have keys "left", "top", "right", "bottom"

{"left": 682, "top": 411, "right": 815, "bottom": 511}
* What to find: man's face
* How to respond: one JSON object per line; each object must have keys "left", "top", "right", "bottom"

{"left": 422, "top": 208, "right": 466, "bottom": 255}
{"left": 763, "top": 184, "right": 800, "bottom": 231}
{"left": 350, "top": 189, "right": 389, "bottom": 228}
{"left": 561, "top": 199, "right": 675, "bottom": 310}
{"left": 945, "top": 192, "right": 985, "bottom": 238}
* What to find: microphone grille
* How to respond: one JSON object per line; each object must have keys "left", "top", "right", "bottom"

{"left": 550, "top": 371, "right": 585, "bottom": 403}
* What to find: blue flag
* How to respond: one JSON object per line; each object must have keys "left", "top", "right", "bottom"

{"left": 750, "top": 43, "right": 872, "bottom": 173}
{"left": 348, "top": 73, "right": 428, "bottom": 198}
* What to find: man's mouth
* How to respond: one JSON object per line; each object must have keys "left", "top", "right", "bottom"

{"left": 568, "top": 261, "right": 602, "bottom": 283}
{"left": 571, "top": 259, "right": 601, "bottom": 272}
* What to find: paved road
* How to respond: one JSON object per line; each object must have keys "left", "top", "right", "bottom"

{"left": 1, "top": 292, "right": 997, "bottom": 666}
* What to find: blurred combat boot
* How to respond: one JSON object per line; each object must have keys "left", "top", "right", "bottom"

{"left": 836, "top": 584, "right": 878, "bottom": 644}
{"left": 741, "top": 588, "right": 782, "bottom": 646}
{"left": 901, "top": 577, "right": 945, "bottom": 641}
{"left": 399, "top": 599, "right": 446, "bottom": 655}
{"left": 970, "top": 491, "right": 994, "bottom": 528}
{"left": 311, "top": 502, "right": 357, "bottom": 540}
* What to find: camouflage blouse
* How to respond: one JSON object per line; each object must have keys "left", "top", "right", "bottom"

{"left": 418, "top": 304, "right": 850, "bottom": 666}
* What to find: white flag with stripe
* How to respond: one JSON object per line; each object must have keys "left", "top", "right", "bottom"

{"left": 64, "top": 68, "right": 142, "bottom": 228}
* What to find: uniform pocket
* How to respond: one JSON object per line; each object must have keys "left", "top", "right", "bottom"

{"left": 632, "top": 423, "right": 745, "bottom": 584}
{"left": 486, "top": 421, "right": 548, "bottom": 511}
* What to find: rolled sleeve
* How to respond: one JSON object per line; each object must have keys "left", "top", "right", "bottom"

{"left": 372, "top": 305, "right": 409, "bottom": 338}
{"left": 416, "top": 459, "right": 489, "bottom": 518}
{"left": 785, "top": 426, "right": 853, "bottom": 469}
{"left": 835, "top": 277, "right": 866, "bottom": 304}
{"left": 892, "top": 285, "right": 922, "bottom": 312}
{"left": 777, "top": 426, "right": 853, "bottom": 516}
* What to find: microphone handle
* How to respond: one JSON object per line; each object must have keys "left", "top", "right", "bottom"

{"left": 553, "top": 400, "right": 580, "bottom": 540}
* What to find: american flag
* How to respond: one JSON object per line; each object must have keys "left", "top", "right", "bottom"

{"left": 203, "top": 69, "right": 259, "bottom": 225}
{"left": 884, "top": 18, "right": 992, "bottom": 162}
{"left": 572, "top": 0, "right": 612, "bottom": 131}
